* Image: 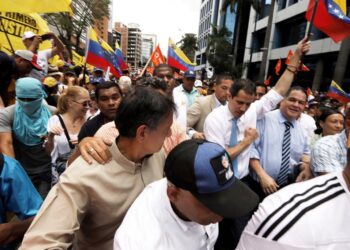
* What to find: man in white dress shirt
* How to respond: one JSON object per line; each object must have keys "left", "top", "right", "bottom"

{"left": 114, "top": 140, "right": 259, "bottom": 250}
{"left": 203, "top": 38, "right": 311, "bottom": 248}
{"left": 204, "top": 38, "right": 310, "bottom": 180}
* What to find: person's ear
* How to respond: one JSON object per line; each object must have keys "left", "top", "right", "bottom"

{"left": 135, "top": 124, "right": 148, "bottom": 142}
{"left": 167, "top": 184, "right": 179, "bottom": 203}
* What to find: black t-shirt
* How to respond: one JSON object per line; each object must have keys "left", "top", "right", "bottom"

{"left": 78, "top": 113, "right": 106, "bottom": 142}
{"left": 0, "top": 51, "right": 16, "bottom": 106}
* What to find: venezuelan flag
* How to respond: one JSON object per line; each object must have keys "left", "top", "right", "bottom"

{"left": 115, "top": 41, "right": 128, "bottom": 71}
{"left": 306, "top": 0, "right": 350, "bottom": 43}
{"left": 85, "top": 28, "right": 121, "bottom": 78}
{"left": 167, "top": 38, "right": 196, "bottom": 72}
{"left": 327, "top": 80, "right": 350, "bottom": 103}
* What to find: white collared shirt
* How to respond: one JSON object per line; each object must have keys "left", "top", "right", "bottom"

{"left": 204, "top": 89, "right": 283, "bottom": 178}
{"left": 114, "top": 178, "right": 218, "bottom": 250}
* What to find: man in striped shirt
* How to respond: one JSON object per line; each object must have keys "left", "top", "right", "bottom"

{"left": 237, "top": 134, "right": 350, "bottom": 249}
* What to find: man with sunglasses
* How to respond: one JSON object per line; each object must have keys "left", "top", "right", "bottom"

{"left": 0, "top": 77, "right": 56, "bottom": 198}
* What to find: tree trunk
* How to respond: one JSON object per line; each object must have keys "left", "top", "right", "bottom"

{"left": 333, "top": 37, "right": 350, "bottom": 86}
{"left": 258, "top": 0, "right": 276, "bottom": 81}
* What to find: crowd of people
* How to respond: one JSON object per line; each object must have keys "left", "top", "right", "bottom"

{"left": 0, "top": 32, "right": 349, "bottom": 250}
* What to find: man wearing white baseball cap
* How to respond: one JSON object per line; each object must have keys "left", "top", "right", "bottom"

{"left": 22, "top": 31, "right": 64, "bottom": 81}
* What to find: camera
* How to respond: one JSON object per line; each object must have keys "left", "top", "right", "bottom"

{"left": 41, "top": 34, "right": 51, "bottom": 41}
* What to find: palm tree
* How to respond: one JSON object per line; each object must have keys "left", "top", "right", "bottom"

{"left": 177, "top": 33, "right": 198, "bottom": 63}
{"left": 206, "top": 25, "right": 234, "bottom": 75}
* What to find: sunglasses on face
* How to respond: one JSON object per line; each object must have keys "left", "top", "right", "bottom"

{"left": 72, "top": 100, "right": 92, "bottom": 108}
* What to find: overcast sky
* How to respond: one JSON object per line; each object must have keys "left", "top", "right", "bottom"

{"left": 112, "top": 0, "right": 201, "bottom": 54}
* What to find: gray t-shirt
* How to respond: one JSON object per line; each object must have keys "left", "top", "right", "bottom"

{"left": 0, "top": 104, "right": 56, "bottom": 174}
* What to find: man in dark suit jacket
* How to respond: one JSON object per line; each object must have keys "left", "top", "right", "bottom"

{"left": 187, "top": 74, "right": 233, "bottom": 139}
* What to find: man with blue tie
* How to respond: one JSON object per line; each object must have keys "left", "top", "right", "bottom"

{"left": 249, "top": 86, "right": 312, "bottom": 200}
{"left": 203, "top": 38, "right": 311, "bottom": 249}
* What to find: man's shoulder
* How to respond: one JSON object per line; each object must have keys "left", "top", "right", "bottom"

{"left": 248, "top": 173, "right": 341, "bottom": 227}
{"left": 84, "top": 114, "right": 104, "bottom": 128}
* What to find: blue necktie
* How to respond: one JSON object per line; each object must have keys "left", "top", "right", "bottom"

{"left": 277, "top": 121, "right": 292, "bottom": 186}
{"left": 229, "top": 118, "right": 239, "bottom": 177}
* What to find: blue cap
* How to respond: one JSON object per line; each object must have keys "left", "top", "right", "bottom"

{"left": 184, "top": 70, "right": 196, "bottom": 78}
{"left": 90, "top": 76, "right": 105, "bottom": 85}
{"left": 164, "top": 139, "right": 259, "bottom": 219}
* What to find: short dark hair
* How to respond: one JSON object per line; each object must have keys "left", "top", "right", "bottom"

{"left": 285, "top": 86, "right": 307, "bottom": 101}
{"left": 215, "top": 74, "right": 233, "bottom": 86}
{"left": 115, "top": 86, "right": 176, "bottom": 137}
{"left": 153, "top": 64, "right": 174, "bottom": 77}
{"left": 135, "top": 77, "right": 167, "bottom": 92}
{"left": 255, "top": 82, "right": 268, "bottom": 93}
{"left": 315, "top": 108, "right": 344, "bottom": 134}
{"left": 95, "top": 81, "right": 122, "bottom": 100}
{"left": 229, "top": 79, "right": 256, "bottom": 97}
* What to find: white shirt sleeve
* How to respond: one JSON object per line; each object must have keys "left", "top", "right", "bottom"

{"left": 204, "top": 111, "right": 226, "bottom": 148}
{"left": 253, "top": 89, "right": 283, "bottom": 120}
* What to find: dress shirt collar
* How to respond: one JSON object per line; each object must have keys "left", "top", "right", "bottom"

{"left": 179, "top": 84, "right": 198, "bottom": 95}
{"left": 109, "top": 139, "right": 150, "bottom": 174}
{"left": 214, "top": 94, "right": 224, "bottom": 108}
{"left": 224, "top": 105, "right": 235, "bottom": 121}
{"left": 277, "top": 110, "right": 296, "bottom": 128}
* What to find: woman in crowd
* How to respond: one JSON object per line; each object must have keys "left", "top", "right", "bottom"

{"left": 45, "top": 86, "right": 90, "bottom": 183}
{"left": 310, "top": 108, "right": 344, "bottom": 148}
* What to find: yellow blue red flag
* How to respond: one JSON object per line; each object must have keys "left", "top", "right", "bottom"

{"left": 167, "top": 38, "right": 196, "bottom": 72}
{"left": 306, "top": 0, "right": 350, "bottom": 42}
{"left": 85, "top": 28, "right": 121, "bottom": 78}
{"left": 327, "top": 80, "right": 350, "bottom": 103}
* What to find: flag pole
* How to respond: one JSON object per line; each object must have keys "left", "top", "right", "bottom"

{"left": 0, "top": 17, "right": 15, "bottom": 54}
{"left": 299, "top": 0, "right": 319, "bottom": 70}
{"left": 140, "top": 52, "right": 153, "bottom": 77}
{"left": 305, "top": 0, "right": 319, "bottom": 40}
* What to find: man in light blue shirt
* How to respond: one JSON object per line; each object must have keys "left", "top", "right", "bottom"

{"left": 249, "top": 86, "right": 312, "bottom": 199}
{"left": 173, "top": 70, "right": 200, "bottom": 108}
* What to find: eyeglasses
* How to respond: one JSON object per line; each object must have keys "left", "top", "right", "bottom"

{"left": 72, "top": 100, "right": 92, "bottom": 108}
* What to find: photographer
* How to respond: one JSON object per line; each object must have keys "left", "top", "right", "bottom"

{"left": 22, "top": 31, "right": 64, "bottom": 81}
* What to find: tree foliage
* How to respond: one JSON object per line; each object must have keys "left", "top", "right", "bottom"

{"left": 206, "top": 25, "right": 235, "bottom": 75}
{"left": 44, "top": 0, "right": 110, "bottom": 56}
{"left": 177, "top": 33, "right": 198, "bottom": 62}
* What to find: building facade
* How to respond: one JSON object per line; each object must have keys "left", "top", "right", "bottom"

{"left": 141, "top": 34, "right": 157, "bottom": 65}
{"left": 114, "top": 22, "right": 128, "bottom": 56}
{"left": 243, "top": 0, "right": 350, "bottom": 90}
{"left": 127, "top": 23, "right": 142, "bottom": 68}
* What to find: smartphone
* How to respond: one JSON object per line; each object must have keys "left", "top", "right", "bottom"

{"left": 41, "top": 34, "right": 51, "bottom": 41}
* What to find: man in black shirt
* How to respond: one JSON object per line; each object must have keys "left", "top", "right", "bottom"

{"left": 78, "top": 82, "right": 122, "bottom": 141}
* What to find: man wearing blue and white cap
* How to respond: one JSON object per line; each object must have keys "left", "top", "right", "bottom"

{"left": 0, "top": 77, "right": 56, "bottom": 198}
{"left": 173, "top": 70, "right": 200, "bottom": 129}
{"left": 114, "top": 140, "right": 259, "bottom": 250}
{"left": 173, "top": 70, "right": 200, "bottom": 108}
